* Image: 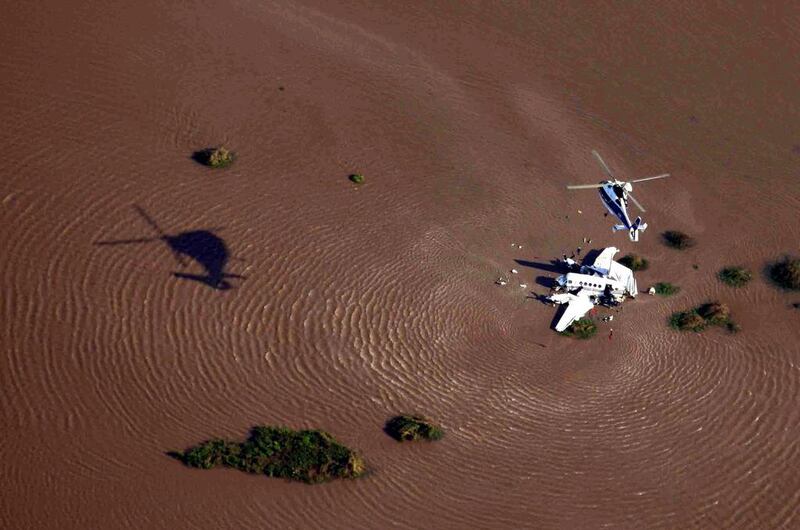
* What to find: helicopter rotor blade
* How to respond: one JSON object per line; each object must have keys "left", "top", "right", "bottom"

{"left": 630, "top": 173, "right": 670, "bottom": 183}
{"left": 566, "top": 183, "right": 605, "bottom": 190}
{"left": 627, "top": 192, "right": 646, "bottom": 213}
{"left": 592, "top": 150, "right": 617, "bottom": 180}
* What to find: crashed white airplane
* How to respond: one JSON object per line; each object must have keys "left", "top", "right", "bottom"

{"left": 547, "top": 247, "right": 637, "bottom": 332}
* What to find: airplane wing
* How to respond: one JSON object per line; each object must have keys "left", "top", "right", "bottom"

{"left": 548, "top": 293, "right": 595, "bottom": 332}
{"left": 588, "top": 246, "right": 619, "bottom": 276}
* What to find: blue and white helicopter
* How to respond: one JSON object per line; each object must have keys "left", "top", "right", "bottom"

{"left": 567, "top": 151, "right": 670, "bottom": 242}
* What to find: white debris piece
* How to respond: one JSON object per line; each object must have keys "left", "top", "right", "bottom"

{"left": 519, "top": 283, "right": 527, "bottom": 288}
{"left": 496, "top": 278, "right": 508, "bottom": 286}
{"left": 511, "top": 269, "right": 519, "bottom": 274}
{"left": 648, "top": 286, "right": 656, "bottom": 295}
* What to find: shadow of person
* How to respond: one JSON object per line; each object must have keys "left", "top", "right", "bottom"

{"left": 95, "top": 205, "right": 244, "bottom": 290}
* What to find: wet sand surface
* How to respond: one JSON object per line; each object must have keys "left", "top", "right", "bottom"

{"left": 2, "top": 2, "right": 800, "bottom": 528}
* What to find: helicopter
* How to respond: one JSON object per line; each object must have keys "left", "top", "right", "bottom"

{"left": 566, "top": 151, "right": 670, "bottom": 242}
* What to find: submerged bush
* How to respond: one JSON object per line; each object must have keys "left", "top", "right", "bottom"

{"left": 669, "top": 301, "right": 737, "bottom": 333}
{"left": 194, "top": 146, "right": 235, "bottom": 168}
{"left": 560, "top": 318, "right": 598, "bottom": 339}
{"left": 768, "top": 257, "right": 800, "bottom": 290}
{"left": 619, "top": 254, "right": 649, "bottom": 271}
{"left": 349, "top": 173, "right": 365, "bottom": 184}
{"left": 662, "top": 230, "right": 695, "bottom": 250}
{"left": 172, "top": 426, "right": 366, "bottom": 483}
{"left": 384, "top": 415, "right": 443, "bottom": 442}
{"left": 654, "top": 282, "right": 680, "bottom": 296}
{"left": 697, "top": 302, "right": 731, "bottom": 325}
{"left": 718, "top": 266, "right": 753, "bottom": 288}
{"left": 669, "top": 310, "right": 706, "bottom": 332}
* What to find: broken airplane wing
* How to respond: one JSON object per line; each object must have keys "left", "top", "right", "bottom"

{"left": 548, "top": 292, "right": 596, "bottom": 332}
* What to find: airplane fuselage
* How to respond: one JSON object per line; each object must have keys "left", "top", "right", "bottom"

{"left": 555, "top": 272, "right": 627, "bottom": 302}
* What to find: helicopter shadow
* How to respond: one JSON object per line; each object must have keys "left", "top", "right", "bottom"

{"left": 94, "top": 205, "right": 244, "bottom": 290}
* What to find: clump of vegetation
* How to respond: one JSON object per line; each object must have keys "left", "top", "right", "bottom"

{"left": 768, "top": 257, "right": 800, "bottom": 290}
{"left": 669, "top": 309, "right": 707, "bottom": 332}
{"left": 193, "top": 146, "right": 235, "bottom": 168}
{"left": 669, "top": 301, "right": 738, "bottom": 333}
{"left": 654, "top": 282, "right": 680, "bottom": 296}
{"left": 697, "top": 302, "right": 731, "bottom": 325}
{"left": 171, "top": 426, "right": 366, "bottom": 483}
{"left": 718, "top": 266, "right": 753, "bottom": 287}
{"left": 619, "top": 254, "right": 649, "bottom": 271}
{"left": 349, "top": 173, "right": 365, "bottom": 184}
{"left": 384, "top": 415, "right": 443, "bottom": 442}
{"left": 662, "top": 230, "right": 695, "bottom": 250}
{"left": 560, "top": 318, "right": 598, "bottom": 339}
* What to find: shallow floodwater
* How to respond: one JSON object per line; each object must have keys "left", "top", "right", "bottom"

{"left": 2, "top": 2, "right": 800, "bottom": 528}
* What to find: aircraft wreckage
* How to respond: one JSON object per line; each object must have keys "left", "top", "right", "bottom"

{"left": 547, "top": 247, "right": 637, "bottom": 332}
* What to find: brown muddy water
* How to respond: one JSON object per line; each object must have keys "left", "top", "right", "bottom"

{"left": 2, "top": 1, "right": 800, "bottom": 528}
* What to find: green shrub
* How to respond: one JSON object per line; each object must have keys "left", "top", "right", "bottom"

{"left": 560, "top": 318, "right": 597, "bottom": 339}
{"left": 669, "top": 310, "right": 706, "bottom": 332}
{"left": 194, "top": 146, "right": 235, "bottom": 168}
{"left": 669, "top": 301, "right": 738, "bottom": 333}
{"left": 662, "top": 230, "right": 695, "bottom": 250}
{"left": 697, "top": 302, "right": 731, "bottom": 325}
{"left": 172, "top": 426, "right": 366, "bottom": 483}
{"left": 718, "top": 266, "right": 752, "bottom": 287}
{"left": 384, "top": 415, "right": 443, "bottom": 442}
{"left": 654, "top": 282, "right": 680, "bottom": 296}
{"left": 619, "top": 254, "right": 649, "bottom": 271}
{"left": 768, "top": 257, "right": 800, "bottom": 290}
{"left": 349, "top": 173, "right": 365, "bottom": 184}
